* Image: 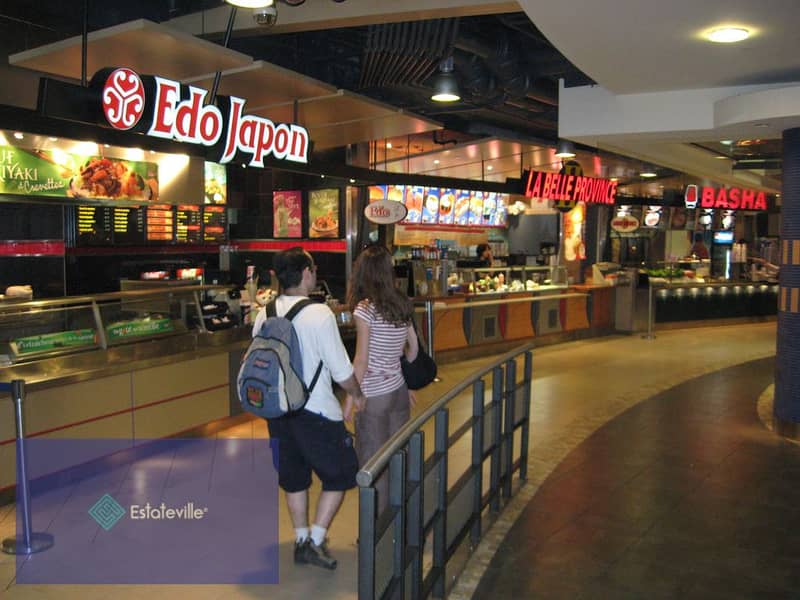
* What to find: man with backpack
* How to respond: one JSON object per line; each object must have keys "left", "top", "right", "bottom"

{"left": 250, "top": 246, "right": 365, "bottom": 571}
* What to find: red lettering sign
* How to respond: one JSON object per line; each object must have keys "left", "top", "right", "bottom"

{"left": 697, "top": 185, "right": 768, "bottom": 211}
{"left": 523, "top": 170, "right": 617, "bottom": 205}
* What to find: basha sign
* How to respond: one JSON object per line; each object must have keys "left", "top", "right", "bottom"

{"left": 95, "top": 67, "right": 310, "bottom": 167}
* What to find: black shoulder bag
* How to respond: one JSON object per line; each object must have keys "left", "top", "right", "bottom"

{"left": 400, "top": 320, "right": 437, "bottom": 390}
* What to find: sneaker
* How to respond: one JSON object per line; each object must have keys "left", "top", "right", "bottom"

{"left": 303, "top": 539, "right": 337, "bottom": 570}
{"left": 294, "top": 538, "right": 310, "bottom": 564}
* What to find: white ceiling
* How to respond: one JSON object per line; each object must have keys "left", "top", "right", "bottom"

{"left": 518, "top": 0, "right": 800, "bottom": 193}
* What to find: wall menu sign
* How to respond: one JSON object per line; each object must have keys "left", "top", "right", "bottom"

{"left": 0, "top": 146, "right": 157, "bottom": 201}
{"left": 113, "top": 206, "right": 146, "bottom": 245}
{"left": 96, "top": 67, "right": 310, "bottom": 167}
{"left": 146, "top": 204, "right": 174, "bottom": 242}
{"left": 175, "top": 204, "right": 202, "bottom": 243}
{"left": 523, "top": 169, "right": 618, "bottom": 205}
{"left": 685, "top": 185, "right": 768, "bottom": 211}
{"left": 203, "top": 205, "right": 227, "bottom": 243}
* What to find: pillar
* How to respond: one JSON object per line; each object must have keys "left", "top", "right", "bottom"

{"left": 774, "top": 127, "right": 800, "bottom": 437}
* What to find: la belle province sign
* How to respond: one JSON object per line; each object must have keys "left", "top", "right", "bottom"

{"left": 94, "top": 67, "right": 310, "bottom": 167}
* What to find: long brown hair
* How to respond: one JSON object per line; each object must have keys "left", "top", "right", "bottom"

{"left": 347, "top": 245, "right": 413, "bottom": 325}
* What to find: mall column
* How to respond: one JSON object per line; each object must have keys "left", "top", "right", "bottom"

{"left": 775, "top": 127, "right": 800, "bottom": 438}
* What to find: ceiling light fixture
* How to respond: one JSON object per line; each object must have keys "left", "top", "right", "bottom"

{"left": 430, "top": 57, "right": 460, "bottom": 103}
{"left": 640, "top": 166, "right": 658, "bottom": 178}
{"left": 554, "top": 139, "right": 576, "bottom": 158}
{"left": 13, "top": 132, "right": 23, "bottom": 140}
{"left": 707, "top": 27, "right": 750, "bottom": 43}
{"left": 225, "top": 0, "right": 273, "bottom": 7}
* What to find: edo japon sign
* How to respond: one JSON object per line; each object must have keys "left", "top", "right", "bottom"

{"left": 523, "top": 169, "right": 617, "bottom": 205}
{"left": 685, "top": 184, "right": 768, "bottom": 211}
{"left": 95, "top": 67, "right": 310, "bottom": 167}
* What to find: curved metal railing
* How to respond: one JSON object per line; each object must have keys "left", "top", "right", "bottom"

{"left": 357, "top": 342, "right": 534, "bottom": 600}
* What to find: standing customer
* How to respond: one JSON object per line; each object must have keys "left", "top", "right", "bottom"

{"left": 347, "top": 245, "right": 418, "bottom": 510}
{"left": 252, "top": 246, "right": 365, "bottom": 570}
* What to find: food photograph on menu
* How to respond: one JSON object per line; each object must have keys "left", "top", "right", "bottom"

{"left": 404, "top": 185, "right": 424, "bottom": 223}
{"left": 454, "top": 190, "right": 471, "bottom": 225}
{"left": 482, "top": 192, "right": 497, "bottom": 226}
{"left": 438, "top": 188, "right": 456, "bottom": 225}
{"left": 309, "top": 189, "right": 340, "bottom": 238}
{"left": 387, "top": 185, "right": 405, "bottom": 204}
{"left": 492, "top": 194, "right": 508, "bottom": 227}
{"left": 204, "top": 161, "right": 227, "bottom": 204}
{"left": 422, "top": 187, "right": 440, "bottom": 224}
{"left": 273, "top": 190, "right": 302, "bottom": 238}
{"left": 369, "top": 185, "right": 387, "bottom": 203}
{"left": 469, "top": 191, "right": 484, "bottom": 225}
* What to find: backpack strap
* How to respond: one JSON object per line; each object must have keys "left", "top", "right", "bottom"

{"left": 283, "top": 297, "right": 324, "bottom": 395}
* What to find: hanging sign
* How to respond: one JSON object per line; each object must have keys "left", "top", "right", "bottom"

{"left": 95, "top": 67, "right": 310, "bottom": 167}
{"left": 610, "top": 214, "right": 640, "bottom": 233}
{"left": 523, "top": 169, "right": 617, "bottom": 206}
{"left": 364, "top": 199, "right": 408, "bottom": 224}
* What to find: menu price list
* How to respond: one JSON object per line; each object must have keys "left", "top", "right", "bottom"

{"left": 203, "top": 205, "right": 227, "bottom": 243}
{"left": 76, "top": 206, "right": 113, "bottom": 244}
{"left": 176, "top": 204, "right": 202, "bottom": 244}
{"left": 146, "top": 204, "right": 174, "bottom": 242}
{"left": 113, "top": 207, "right": 145, "bottom": 245}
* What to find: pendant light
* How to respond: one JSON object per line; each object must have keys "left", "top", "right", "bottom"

{"left": 554, "top": 139, "right": 576, "bottom": 158}
{"left": 430, "top": 57, "right": 461, "bottom": 103}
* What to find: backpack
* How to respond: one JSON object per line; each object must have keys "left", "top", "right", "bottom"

{"left": 237, "top": 298, "right": 323, "bottom": 419}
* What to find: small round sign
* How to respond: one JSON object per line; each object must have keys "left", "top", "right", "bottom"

{"left": 364, "top": 199, "right": 408, "bottom": 224}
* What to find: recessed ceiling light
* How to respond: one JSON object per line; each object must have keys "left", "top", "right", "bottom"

{"left": 720, "top": 140, "right": 733, "bottom": 145}
{"left": 640, "top": 168, "right": 658, "bottom": 178}
{"left": 433, "top": 159, "right": 440, "bottom": 165}
{"left": 715, "top": 155, "right": 729, "bottom": 159}
{"left": 48, "top": 137, "right": 58, "bottom": 142}
{"left": 386, "top": 142, "right": 392, "bottom": 149}
{"left": 13, "top": 132, "right": 23, "bottom": 140}
{"left": 609, "top": 177, "right": 618, "bottom": 182}
{"left": 707, "top": 27, "right": 750, "bottom": 43}
{"left": 487, "top": 165, "right": 493, "bottom": 171}
{"left": 349, "top": 179, "right": 356, "bottom": 183}
{"left": 224, "top": 0, "right": 274, "bottom": 7}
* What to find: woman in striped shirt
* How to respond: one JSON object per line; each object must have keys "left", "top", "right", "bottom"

{"left": 347, "top": 245, "right": 418, "bottom": 509}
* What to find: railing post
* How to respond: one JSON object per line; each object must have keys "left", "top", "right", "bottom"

{"left": 503, "top": 358, "right": 517, "bottom": 499}
{"left": 490, "top": 366, "right": 503, "bottom": 512}
{"left": 358, "top": 485, "right": 377, "bottom": 600}
{"left": 519, "top": 351, "right": 533, "bottom": 482}
{"left": 2, "top": 380, "right": 55, "bottom": 556}
{"left": 642, "top": 282, "right": 656, "bottom": 339}
{"left": 470, "top": 379, "right": 485, "bottom": 546}
{"left": 432, "top": 408, "right": 448, "bottom": 598}
{"left": 389, "top": 452, "right": 407, "bottom": 600}
{"left": 425, "top": 298, "right": 435, "bottom": 361}
{"left": 407, "top": 431, "right": 424, "bottom": 600}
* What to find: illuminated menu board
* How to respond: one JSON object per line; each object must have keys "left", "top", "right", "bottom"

{"left": 203, "top": 205, "right": 227, "bottom": 243}
{"left": 76, "top": 206, "right": 112, "bottom": 244}
{"left": 113, "top": 207, "right": 146, "bottom": 245}
{"left": 175, "top": 204, "right": 202, "bottom": 244}
{"left": 146, "top": 204, "right": 174, "bottom": 242}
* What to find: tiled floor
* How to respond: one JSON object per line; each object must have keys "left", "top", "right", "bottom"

{"left": 1, "top": 322, "right": 785, "bottom": 599}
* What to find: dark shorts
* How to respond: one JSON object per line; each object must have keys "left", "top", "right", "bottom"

{"left": 267, "top": 410, "right": 359, "bottom": 493}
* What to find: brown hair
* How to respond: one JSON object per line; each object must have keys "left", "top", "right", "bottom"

{"left": 347, "top": 245, "right": 413, "bottom": 325}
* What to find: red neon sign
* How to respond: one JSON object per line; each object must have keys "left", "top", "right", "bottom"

{"left": 524, "top": 170, "right": 617, "bottom": 205}
{"left": 698, "top": 186, "right": 768, "bottom": 211}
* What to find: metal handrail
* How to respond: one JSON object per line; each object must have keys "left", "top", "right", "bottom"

{"left": 357, "top": 340, "right": 534, "bottom": 487}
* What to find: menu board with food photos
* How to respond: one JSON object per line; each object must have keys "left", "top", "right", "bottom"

{"left": 468, "top": 191, "right": 484, "bottom": 225}
{"left": 175, "top": 204, "right": 202, "bottom": 243}
{"left": 481, "top": 192, "right": 498, "bottom": 226}
{"left": 369, "top": 185, "right": 387, "bottom": 203}
{"left": 273, "top": 190, "right": 302, "bottom": 238}
{"left": 146, "top": 204, "right": 174, "bottom": 242}
{"left": 421, "top": 188, "right": 440, "bottom": 224}
{"left": 309, "top": 189, "right": 340, "bottom": 238}
{"left": 404, "top": 186, "right": 424, "bottom": 224}
{"left": 203, "top": 205, "right": 227, "bottom": 243}
{"left": 438, "top": 188, "right": 456, "bottom": 225}
{"left": 453, "top": 190, "right": 471, "bottom": 225}
{"left": 113, "top": 206, "right": 146, "bottom": 245}
{"left": 76, "top": 206, "right": 113, "bottom": 245}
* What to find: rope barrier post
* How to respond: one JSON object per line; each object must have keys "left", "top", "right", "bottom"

{"left": 641, "top": 282, "right": 656, "bottom": 340}
{"left": 2, "top": 380, "right": 54, "bottom": 556}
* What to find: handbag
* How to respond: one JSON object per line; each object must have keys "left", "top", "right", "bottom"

{"left": 401, "top": 322, "right": 437, "bottom": 390}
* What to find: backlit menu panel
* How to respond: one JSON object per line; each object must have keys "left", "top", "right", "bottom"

{"left": 203, "top": 205, "right": 227, "bottom": 243}
{"left": 146, "top": 204, "right": 174, "bottom": 242}
{"left": 76, "top": 206, "right": 112, "bottom": 244}
{"left": 176, "top": 204, "right": 202, "bottom": 244}
{"left": 113, "top": 207, "right": 146, "bottom": 245}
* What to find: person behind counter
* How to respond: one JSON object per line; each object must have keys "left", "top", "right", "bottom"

{"left": 347, "top": 244, "right": 418, "bottom": 513}
{"left": 476, "top": 243, "right": 494, "bottom": 267}
{"left": 690, "top": 232, "right": 710, "bottom": 260}
{"left": 252, "top": 246, "right": 365, "bottom": 570}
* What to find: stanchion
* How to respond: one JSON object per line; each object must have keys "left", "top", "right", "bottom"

{"left": 424, "top": 299, "right": 441, "bottom": 383}
{"left": 641, "top": 283, "right": 656, "bottom": 340}
{"left": 1, "top": 379, "right": 54, "bottom": 555}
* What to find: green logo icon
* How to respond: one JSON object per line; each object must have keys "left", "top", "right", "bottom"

{"left": 88, "top": 494, "right": 126, "bottom": 531}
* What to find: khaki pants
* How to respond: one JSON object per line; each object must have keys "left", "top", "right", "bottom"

{"left": 355, "top": 384, "right": 410, "bottom": 514}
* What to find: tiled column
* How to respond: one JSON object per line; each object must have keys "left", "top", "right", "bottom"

{"left": 775, "top": 127, "right": 800, "bottom": 437}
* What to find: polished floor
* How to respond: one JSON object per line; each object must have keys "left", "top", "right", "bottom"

{"left": 1, "top": 322, "right": 789, "bottom": 599}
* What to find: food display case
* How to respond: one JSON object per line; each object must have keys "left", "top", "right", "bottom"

{"left": 451, "top": 265, "right": 568, "bottom": 294}
{"left": 0, "top": 285, "right": 241, "bottom": 367}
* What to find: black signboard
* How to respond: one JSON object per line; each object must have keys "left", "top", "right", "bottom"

{"left": 113, "top": 206, "right": 146, "bottom": 245}
{"left": 76, "top": 206, "right": 113, "bottom": 245}
{"left": 203, "top": 205, "right": 227, "bottom": 243}
{"left": 176, "top": 204, "right": 202, "bottom": 244}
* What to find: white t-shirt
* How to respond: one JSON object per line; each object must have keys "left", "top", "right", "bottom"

{"left": 251, "top": 296, "right": 354, "bottom": 421}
